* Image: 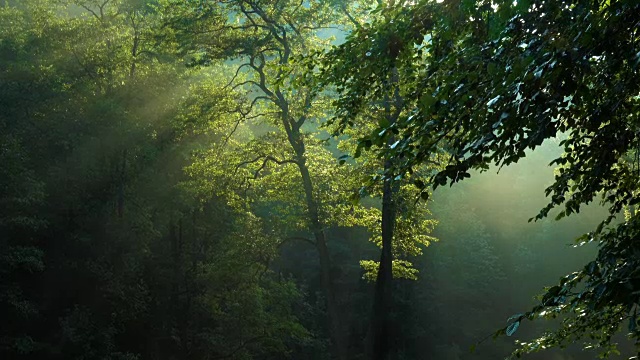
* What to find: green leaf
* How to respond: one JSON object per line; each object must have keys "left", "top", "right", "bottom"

{"left": 419, "top": 93, "right": 437, "bottom": 110}
{"left": 506, "top": 321, "right": 520, "bottom": 336}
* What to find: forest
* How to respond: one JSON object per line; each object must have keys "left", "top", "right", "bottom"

{"left": 1, "top": 0, "right": 639, "bottom": 359}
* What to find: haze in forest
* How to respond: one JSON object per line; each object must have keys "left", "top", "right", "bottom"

{"left": 2, "top": 1, "right": 639, "bottom": 360}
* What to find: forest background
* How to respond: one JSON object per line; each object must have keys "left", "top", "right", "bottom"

{"left": 1, "top": 1, "right": 638, "bottom": 360}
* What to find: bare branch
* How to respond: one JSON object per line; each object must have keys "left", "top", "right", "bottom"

{"left": 79, "top": 4, "right": 101, "bottom": 21}
{"left": 248, "top": 53, "right": 275, "bottom": 98}
{"left": 234, "top": 155, "right": 298, "bottom": 181}
{"left": 341, "top": 4, "right": 363, "bottom": 31}
{"left": 98, "top": 0, "right": 110, "bottom": 19}
{"left": 246, "top": 96, "right": 275, "bottom": 110}
{"left": 230, "top": 80, "right": 264, "bottom": 90}
{"left": 224, "top": 63, "right": 252, "bottom": 89}
{"left": 295, "top": 91, "right": 314, "bottom": 129}
{"left": 220, "top": 109, "right": 275, "bottom": 148}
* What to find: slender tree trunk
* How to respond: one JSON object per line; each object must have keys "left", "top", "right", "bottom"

{"left": 367, "top": 156, "right": 396, "bottom": 360}
{"left": 117, "top": 16, "right": 139, "bottom": 219}
{"left": 295, "top": 149, "right": 346, "bottom": 360}
{"left": 368, "top": 66, "right": 402, "bottom": 360}
{"left": 129, "top": 32, "right": 138, "bottom": 78}
{"left": 239, "top": 2, "right": 345, "bottom": 352}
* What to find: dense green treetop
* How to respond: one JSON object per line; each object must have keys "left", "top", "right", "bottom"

{"left": 320, "top": 0, "right": 640, "bottom": 357}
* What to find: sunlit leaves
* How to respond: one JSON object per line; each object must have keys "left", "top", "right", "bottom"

{"left": 360, "top": 259, "right": 419, "bottom": 281}
{"left": 321, "top": 0, "right": 640, "bottom": 356}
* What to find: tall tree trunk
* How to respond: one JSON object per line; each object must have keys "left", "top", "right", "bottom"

{"left": 367, "top": 156, "right": 396, "bottom": 360}
{"left": 239, "top": 2, "right": 346, "bottom": 353}
{"left": 295, "top": 148, "right": 346, "bottom": 360}
{"left": 368, "top": 66, "right": 403, "bottom": 359}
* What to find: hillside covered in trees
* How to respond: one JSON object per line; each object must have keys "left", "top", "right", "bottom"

{"left": 1, "top": 0, "right": 639, "bottom": 359}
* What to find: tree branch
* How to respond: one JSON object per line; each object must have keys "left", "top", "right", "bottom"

{"left": 234, "top": 155, "right": 299, "bottom": 180}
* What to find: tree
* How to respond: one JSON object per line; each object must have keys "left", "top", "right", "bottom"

{"left": 315, "top": 2, "right": 443, "bottom": 357}
{"left": 320, "top": 0, "right": 640, "bottom": 357}
{"left": 0, "top": 1, "right": 310, "bottom": 359}
{"left": 165, "top": 1, "right": 442, "bottom": 358}
{"left": 166, "top": 1, "right": 354, "bottom": 355}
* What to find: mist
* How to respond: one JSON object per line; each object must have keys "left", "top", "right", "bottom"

{"left": 1, "top": 1, "right": 635, "bottom": 360}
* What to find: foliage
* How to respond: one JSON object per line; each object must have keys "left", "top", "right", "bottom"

{"left": 0, "top": 1, "right": 311, "bottom": 359}
{"left": 9, "top": 0, "right": 631, "bottom": 358}
{"left": 320, "top": 0, "right": 640, "bottom": 357}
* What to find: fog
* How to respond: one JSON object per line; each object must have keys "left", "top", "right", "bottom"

{"left": 2, "top": 2, "right": 630, "bottom": 360}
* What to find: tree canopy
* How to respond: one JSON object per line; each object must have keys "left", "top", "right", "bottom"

{"left": 320, "top": 0, "right": 640, "bottom": 357}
